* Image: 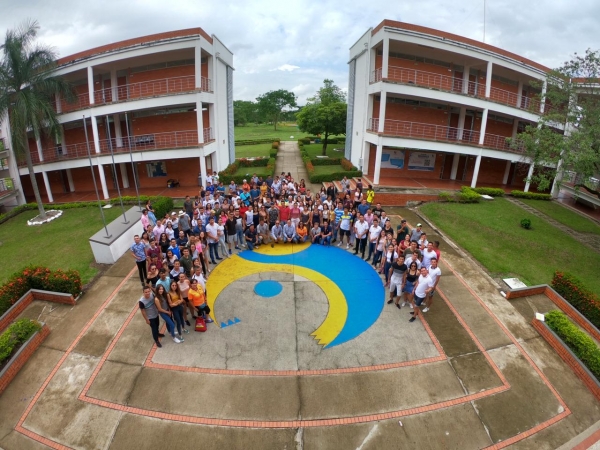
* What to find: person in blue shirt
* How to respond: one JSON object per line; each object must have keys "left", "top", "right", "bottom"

{"left": 130, "top": 235, "right": 148, "bottom": 287}
{"left": 333, "top": 202, "right": 344, "bottom": 243}
{"left": 249, "top": 184, "right": 261, "bottom": 201}
{"left": 206, "top": 182, "right": 216, "bottom": 196}
{"left": 168, "top": 238, "right": 181, "bottom": 259}
{"left": 357, "top": 199, "right": 370, "bottom": 216}
{"left": 240, "top": 189, "right": 251, "bottom": 206}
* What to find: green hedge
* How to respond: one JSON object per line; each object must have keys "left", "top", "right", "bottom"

{"left": 457, "top": 186, "right": 481, "bottom": 203}
{"left": 310, "top": 158, "right": 343, "bottom": 166}
{"left": 545, "top": 310, "right": 600, "bottom": 381}
{"left": 552, "top": 271, "right": 600, "bottom": 330}
{"left": 235, "top": 138, "right": 281, "bottom": 146}
{"left": 218, "top": 157, "right": 276, "bottom": 185}
{"left": 307, "top": 170, "right": 363, "bottom": 184}
{"left": 473, "top": 187, "right": 505, "bottom": 197}
{"left": 511, "top": 190, "right": 551, "bottom": 200}
{"left": 0, "top": 319, "right": 42, "bottom": 364}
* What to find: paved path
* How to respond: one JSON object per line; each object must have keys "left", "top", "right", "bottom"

{"left": 275, "top": 141, "right": 321, "bottom": 193}
{"left": 507, "top": 197, "right": 600, "bottom": 253}
{"left": 1, "top": 209, "right": 600, "bottom": 449}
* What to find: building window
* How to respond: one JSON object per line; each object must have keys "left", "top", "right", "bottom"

{"left": 146, "top": 161, "right": 167, "bottom": 177}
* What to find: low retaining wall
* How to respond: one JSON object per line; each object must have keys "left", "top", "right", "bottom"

{"left": 532, "top": 319, "right": 600, "bottom": 402}
{"left": 505, "top": 284, "right": 600, "bottom": 343}
{"left": 0, "top": 323, "right": 50, "bottom": 395}
{"left": 89, "top": 206, "right": 142, "bottom": 264}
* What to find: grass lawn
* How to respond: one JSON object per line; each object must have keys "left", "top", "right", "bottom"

{"left": 421, "top": 199, "right": 600, "bottom": 294}
{"left": 0, "top": 207, "right": 124, "bottom": 285}
{"left": 235, "top": 143, "right": 271, "bottom": 159}
{"left": 235, "top": 123, "right": 304, "bottom": 141}
{"left": 312, "top": 165, "right": 345, "bottom": 175}
{"left": 519, "top": 199, "right": 600, "bottom": 235}
{"left": 232, "top": 167, "right": 271, "bottom": 178}
{"left": 303, "top": 143, "right": 346, "bottom": 159}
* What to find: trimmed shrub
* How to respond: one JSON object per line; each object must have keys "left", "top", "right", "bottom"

{"left": 340, "top": 158, "right": 356, "bottom": 171}
{"left": 552, "top": 271, "right": 600, "bottom": 330}
{"left": 272, "top": 142, "right": 279, "bottom": 149}
{"left": 438, "top": 191, "right": 453, "bottom": 202}
{"left": 520, "top": 218, "right": 532, "bottom": 229}
{"left": 302, "top": 138, "right": 311, "bottom": 145}
{"left": 235, "top": 138, "right": 279, "bottom": 146}
{"left": 473, "top": 187, "right": 505, "bottom": 197}
{"left": 217, "top": 157, "right": 275, "bottom": 186}
{"left": 511, "top": 190, "right": 551, "bottom": 200}
{"left": 311, "top": 158, "right": 342, "bottom": 166}
{"left": 0, "top": 319, "right": 42, "bottom": 364}
{"left": 457, "top": 186, "right": 481, "bottom": 203}
{"left": 269, "top": 149, "right": 278, "bottom": 159}
{"left": 545, "top": 310, "right": 600, "bottom": 380}
{"left": 151, "top": 196, "right": 174, "bottom": 219}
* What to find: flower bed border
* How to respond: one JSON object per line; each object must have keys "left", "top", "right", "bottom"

{"left": 505, "top": 284, "right": 600, "bottom": 343}
{"left": 532, "top": 318, "right": 600, "bottom": 401}
{"left": 0, "top": 323, "right": 50, "bottom": 395}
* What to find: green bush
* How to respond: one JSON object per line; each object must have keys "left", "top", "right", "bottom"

{"left": 269, "top": 149, "right": 278, "bottom": 159}
{"left": 302, "top": 138, "right": 311, "bottom": 145}
{"left": 511, "top": 190, "right": 551, "bottom": 200}
{"left": 545, "top": 310, "right": 600, "bottom": 380}
{"left": 457, "top": 186, "right": 481, "bottom": 203}
{"left": 217, "top": 157, "right": 275, "bottom": 186}
{"left": 520, "top": 218, "right": 532, "bottom": 229}
{"left": 235, "top": 138, "right": 279, "bottom": 146}
{"left": 340, "top": 158, "right": 356, "bottom": 171}
{"left": 0, "top": 319, "right": 42, "bottom": 364}
{"left": 307, "top": 170, "right": 363, "bottom": 184}
{"left": 151, "top": 196, "right": 174, "bottom": 219}
{"left": 438, "top": 191, "right": 453, "bottom": 202}
{"left": 272, "top": 142, "right": 279, "bottom": 149}
{"left": 552, "top": 271, "right": 600, "bottom": 330}
{"left": 311, "top": 158, "right": 342, "bottom": 166}
{"left": 473, "top": 187, "right": 505, "bottom": 197}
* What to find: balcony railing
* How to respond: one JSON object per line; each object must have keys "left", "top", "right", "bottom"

{"left": 17, "top": 129, "right": 207, "bottom": 167}
{"left": 57, "top": 75, "right": 212, "bottom": 114}
{"left": 371, "top": 66, "right": 551, "bottom": 114}
{"left": 0, "top": 177, "right": 15, "bottom": 196}
{"left": 368, "top": 118, "right": 524, "bottom": 153}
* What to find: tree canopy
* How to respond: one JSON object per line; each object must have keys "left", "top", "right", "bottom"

{"left": 0, "top": 20, "right": 73, "bottom": 217}
{"left": 233, "top": 100, "right": 259, "bottom": 126}
{"left": 516, "top": 49, "right": 600, "bottom": 197}
{"left": 256, "top": 89, "right": 297, "bottom": 130}
{"left": 296, "top": 79, "right": 347, "bottom": 155}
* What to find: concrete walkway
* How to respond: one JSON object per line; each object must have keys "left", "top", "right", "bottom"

{"left": 275, "top": 141, "right": 321, "bottom": 193}
{"left": 1, "top": 209, "right": 600, "bottom": 449}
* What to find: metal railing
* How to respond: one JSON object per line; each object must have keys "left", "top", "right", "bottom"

{"left": 0, "top": 137, "right": 9, "bottom": 152}
{"left": 203, "top": 127, "right": 214, "bottom": 142}
{"left": 368, "top": 118, "right": 524, "bottom": 153}
{"left": 56, "top": 75, "right": 212, "bottom": 114}
{"left": 17, "top": 129, "right": 203, "bottom": 166}
{"left": 0, "top": 177, "right": 15, "bottom": 194}
{"left": 370, "top": 65, "right": 551, "bottom": 114}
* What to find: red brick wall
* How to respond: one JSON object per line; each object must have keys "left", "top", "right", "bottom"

{"left": 128, "top": 65, "right": 194, "bottom": 84}
{"left": 0, "top": 290, "right": 75, "bottom": 333}
{"left": 491, "top": 78, "right": 518, "bottom": 94}
{"left": 485, "top": 118, "right": 513, "bottom": 137}
{"left": 464, "top": 155, "right": 509, "bottom": 185}
{"left": 373, "top": 101, "right": 449, "bottom": 126}
{"left": 368, "top": 144, "right": 445, "bottom": 180}
{"left": 130, "top": 111, "right": 197, "bottom": 135}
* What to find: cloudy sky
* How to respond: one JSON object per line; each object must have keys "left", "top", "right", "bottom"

{"left": 1, "top": 0, "right": 599, "bottom": 104}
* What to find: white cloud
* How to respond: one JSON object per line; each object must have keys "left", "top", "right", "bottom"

{"left": 271, "top": 64, "right": 301, "bottom": 72}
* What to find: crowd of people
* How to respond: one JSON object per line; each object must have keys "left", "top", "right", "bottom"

{"left": 131, "top": 172, "right": 442, "bottom": 347}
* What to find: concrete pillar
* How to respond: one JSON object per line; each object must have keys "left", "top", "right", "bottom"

{"left": 120, "top": 163, "right": 130, "bottom": 189}
{"left": 551, "top": 158, "right": 564, "bottom": 198}
{"left": 450, "top": 153, "right": 460, "bottom": 180}
{"left": 524, "top": 163, "right": 535, "bottom": 192}
{"left": 87, "top": 66, "right": 95, "bottom": 105}
{"left": 97, "top": 164, "right": 110, "bottom": 199}
{"left": 66, "top": 169, "right": 75, "bottom": 192}
{"left": 382, "top": 37, "right": 389, "bottom": 79}
{"left": 362, "top": 141, "right": 370, "bottom": 174}
{"left": 110, "top": 68, "right": 118, "bottom": 102}
{"left": 373, "top": 142, "right": 383, "bottom": 185}
{"left": 91, "top": 116, "right": 101, "bottom": 153}
{"left": 462, "top": 66, "right": 470, "bottom": 94}
{"left": 197, "top": 97, "right": 205, "bottom": 144}
{"left": 478, "top": 109, "right": 489, "bottom": 145}
{"left": 199, "top": 153, "right": 207, "bottom": 186}
{"left": 516, "top": 80, "right": 523, "bottom": 108}
{"left": 42, "top": 171, "right": 53, "bottom": 202}
{"left": 55, "top": 93, "right": 62, "bottom": 114}
{"left": 367, "top": 94, "right": 375, "bottom": 129}
{"left": 511, "top": 119, "right": 519, "bottom": 140}
{"left": 59, "top": 125, "right": 67, "bottom": 155}
{"left": 502, "top": 161, "right": 511, "bottom": 184}
{"left": 208, "top": 103, "right": 215, "bottom": 141}
{"left": 113, "top": 114, "right": 123, "bottom": 147}
{"left": 195, "top": 42, "right": 202, "bottom": 89}
{"left": 207, "top": 54, "right": 214, "bottom": 92}
{"left": 470, "top": 151, "right": 483, "bottom": 188}
{"left": 457, "top": 107, "right": 466, "bottom": 140}
{"left": 485, "top": 61, "right": 493, "bottom": 98}
{"left": 377, "top": 91, "right": 386, "bottom": 133}
{"left": 540, "top": 80, "right": 547, "bottom": 114}
{"left": 36, "top": 137, "right": 44, "bottom": 162}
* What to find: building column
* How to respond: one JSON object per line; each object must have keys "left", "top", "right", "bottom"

{"left": 361, "top": 141, "right": 370, "bottom": 174}
{"left": 87, "top": 66, "right": 95, "bottom": 105}
{"left": 55, "top": 93, "right": 62, "bottom": 114}
{"left": 462, "top": 66, "right": 470, "bottom": 94}
{"left": 457, "top": 106, "right": 466, "bottom": 140}
{"left": 197, "top": 96, "right": 205, "bottom": 144}
{"left": 66, "top": 169, "right": 75, "bottom": 192}
{"left": 524, "top": 163, "right": 535, "bottom": 192}
{"left": 485, "top": 61, "right": 493, "bottom": 98}
{"left": 478, "top": 109, "right": 489, "bottom": 145}
{"left": 97, "top": 164, "right": 109, "bottom": 199}
{"left": 540, "top": 80, "right": 547, "bottom": 114}
{"left": 502, "top": 161, "right": 511, "bottom": 184}
{"left": 471, "top": 150, "right": 483, "bottom": 188}
{"left": 59, "top": 125, "right": 67, "bottom": 155}
{"left": 382, "top": 37, "right": 389, "bottom": 79}
{"left": 42, "top": 171, "right": 53, "bottom": 202}
{"left": 373, "top": 142, "right": 383, "bottom": 185}
{"left": 195, "top": 42, "right": 202, "bottom": 89}
{"left": 113, "top": 114, "right": 123, "bottom": 147}
{"left": 516, "top": 80, "right": 523, "bottom": 108}
{"left": 377, "top": 91, "right": 386, "bottom": 133}
{"left": 110, "top": 68, "right": 118, "bottom": 101}
{"left": 36, "top": 137, "right": 44, "bottom": 162}
{"left": 367, "top": 94, "right": 374, "bottom": 129}
{"left": 90, "top": 116, "right": 101, "bottom": 153}
{"left": 199, "top": 153, "right": 207, "bottom": 186}
{"left": 207, "top": 103, "right": 215, "bottom": 142}
{"left": 511, "top": 119, "right": 519, "bottom": 140}
{"left": 450, "top": 153, "right": 460, "bottom": 180}
{"left": 119, "top": 163, "right": 130, "bottom": 189}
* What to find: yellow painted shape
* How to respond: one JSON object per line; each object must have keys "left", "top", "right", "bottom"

{"left": 253, "top": 241, "right": 311, "bottom": 256}
{"left": 206, "top": 254, "right": 347, "bottom": 347}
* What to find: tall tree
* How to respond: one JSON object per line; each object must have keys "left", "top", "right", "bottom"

{"left": 233, "top": 100, "right": 259, "bottom": 126}
{"left": 296, "top": 79, "right": 347, "bottom": 155}
{"left": 256, "top": 89, "right": 297, "bottom": 130}
{"left": 0, "top": 20, "right": 73, "bottom": 218}
{"left": 515, "top": 49, "right": 600, "bottom": 197}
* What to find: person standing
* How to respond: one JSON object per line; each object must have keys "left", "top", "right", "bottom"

{"left": 154, "top": 285, "right": 181, "bottom": 344}
{"left": 131, "top": 235, "right": 148, "bottom": 287}
{"left": 423, "top": 258, "right": 441, "bottom": 313}
{"left": 386, "top": 255, "right": 407, "bottom": 308}
{"left": 353, "top": 214, "right": 369, "bottom": 258}
{"left": 422, "top": 242, "right": 437, "bottom": 269}
{"left": 409, "top": 267, "right": 434, "bottom": 322}
{"left": 205, "top": 217, "right": 221, "bottom": 264}
{"left": 138, "top": 286, "right": 165, "bottom": 348}
{"left": 338, "top": 207, "right": 352, "bottom": 248}
{"left": 366, "top": 218, "right": 382, "bottom": 262}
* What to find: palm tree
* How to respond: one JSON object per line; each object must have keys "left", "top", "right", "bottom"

{"left": 0, "top": 20, "right": 73, "bottom": 219}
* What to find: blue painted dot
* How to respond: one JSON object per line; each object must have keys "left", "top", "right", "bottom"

{"left": 254, "top": 280, "right": 283, "bottom": 297}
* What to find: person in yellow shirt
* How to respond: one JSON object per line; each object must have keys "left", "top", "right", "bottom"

{"left": 366, "top": 185, "right": 375, "bottom": 206}
{"left": 295, "top": 222, "right": 308, "bottom": 243}
{"left": 187, "top": 279, "right": 213, "bottom": 323}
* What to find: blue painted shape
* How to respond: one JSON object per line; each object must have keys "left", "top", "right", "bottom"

{"left": 381, "top": 154, "right": 391, "bottom": 162}
{"left": 234, "top": 317, "right": 241, "bottom": 323}
{"left": 227, "top": 319, "right": 234, "bottom": 326}
{"left": 238, "top": 245, "right": 384, "bottom": 348}
{"left": 254, "top": 280, "right": 283, "bottom": 297}
{"left": 221, "top": 322, "right": 228, "bottom": 328}
{"left": 390, "top": 158, "right": 404, "bottom": 168}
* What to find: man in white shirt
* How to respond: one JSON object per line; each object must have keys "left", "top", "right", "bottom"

{"left": 409, "top": 267, "right": 434, "bottom": 322}
{"left": 282, "top": 219, "right": 296, "bottom": 244}
{"left": 366, "top": 218, "right": 382, "bottom": 262}
{"left": 152, "top": 220, "right": 165, "bottom": 241}
{"left": 271, "top": 220, "right": 284, "bottom": 244}
{"left": 423, "top": 258, "right": 442, "bottom": 313}
{"left": 421, "top": 242, "right": 437, "bottom": 269}
{"left": 191, "top": 266, "right": 207, "bottom": 291}
{"left": 353, "top": 214, "right": 369, "bottom": 259}
{"left": 205, "top": 217, "right": 221, "bottom": 264}
{"left": 405, "top": 251, "right": 422, "bottom": 270}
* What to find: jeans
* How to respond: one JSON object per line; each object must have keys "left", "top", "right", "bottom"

{"left": 354, "top": 237, "right": 367, "bottom": 257}
{"left": 208, "top": 242, "right": 220, "bottom": 262}
{"left": 159, "top": 312, "right": 176, "bottom": 337}
{"left": 332, "top": 223, "right": 339, "bottom": 241}
{"left": 135, "top": 260, "right": 147, "bottom": 284}
{"left": 312, "top": 236, "right": 321, "bottom": 245}
{"left": 218, "top": 238, "right": 228, "bottom": 256}
{"left": 149, "top": 316, "right": 160, "bottom": 342}
{"left": 322, "top": 236, "right": 331, "bottom": 246}
{"left": 171, "top": 304, "right": 185, "bottom": 335}
{"left": 367, "top": 242, "right": 377, "bottom": 260}
{"left": 236, "top": 229, "right": 245, "bottom": 246}
{"left": 372, "top": 250, "right": 383, "bottom": 266}
{"left": 246, "top": 240, "right": 255, "bottom": 250}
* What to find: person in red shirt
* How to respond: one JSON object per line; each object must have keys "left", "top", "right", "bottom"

{"left": 278, "top": 202, "right": 291, "bottom": 223}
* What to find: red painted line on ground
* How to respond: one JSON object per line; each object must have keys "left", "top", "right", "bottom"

{"left": 572, "top": 428, "right": 600, "bottom": 450}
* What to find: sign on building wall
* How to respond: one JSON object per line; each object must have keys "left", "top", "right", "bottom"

{"left": 380, "top": 148, "right": 405, "bottom": 169}
{"left": 146, "top": 161, "right": 167, "bottom": 177}
{"left": 408, "top": 152, "right": 436, "bottom": 171}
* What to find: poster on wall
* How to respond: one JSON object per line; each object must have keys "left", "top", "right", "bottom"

{"left": 146, "top": 161, "right": 167, "bottom": 177}
{"left": 408, "top": 152, "right": 436, "bottom": 171}
{"left": 380, "top": 148, "right": 405, "bottom": 169}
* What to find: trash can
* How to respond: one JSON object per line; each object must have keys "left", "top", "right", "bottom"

{"left": 197, "top": 174, "right": 203, "bottom": 186}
